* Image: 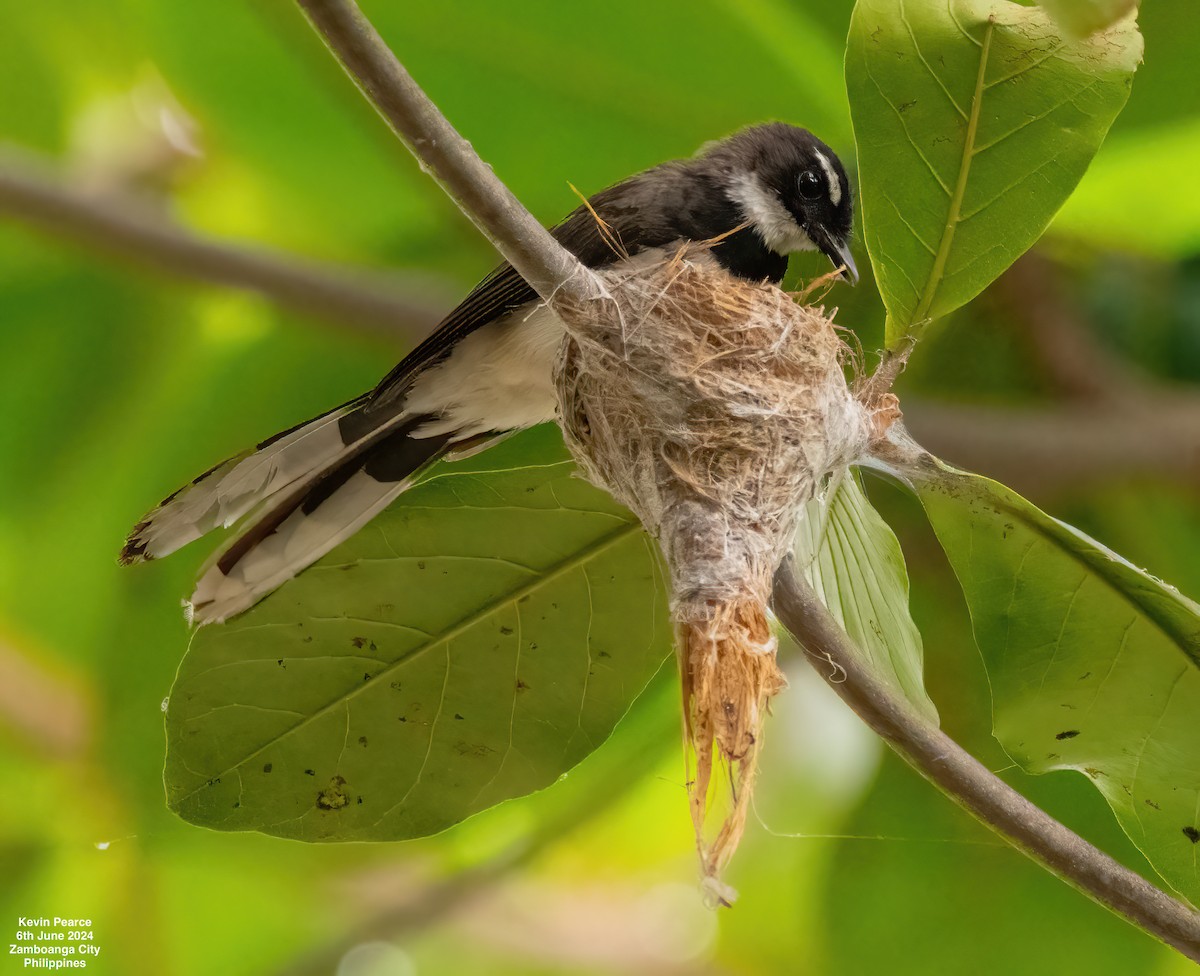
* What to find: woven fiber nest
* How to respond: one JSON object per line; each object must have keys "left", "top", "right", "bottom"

{"left": 553, "top": 245, "right": 872, "bottom": 894}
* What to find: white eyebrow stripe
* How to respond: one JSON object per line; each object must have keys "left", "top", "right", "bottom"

{"left": 814, "top": 151, "right": 842, "bottom": 207}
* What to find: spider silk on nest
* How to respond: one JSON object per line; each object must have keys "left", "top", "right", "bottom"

{"left": 552, "top": 241, "right": 892, "bottom": 898}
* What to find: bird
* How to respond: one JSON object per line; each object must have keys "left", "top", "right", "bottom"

{"left": 119, "top": 122, "right": 857, "bottom": 624}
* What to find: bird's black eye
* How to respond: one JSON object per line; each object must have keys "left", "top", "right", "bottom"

{"left": 798, "top": 170, "right": 823, "bottom": 199}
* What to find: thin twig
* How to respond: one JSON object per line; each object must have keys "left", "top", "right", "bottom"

{"left": 771, "top": 561, "right": 1200, "bottom": 962}
{"left": 0, "top": 146, "right": 453, "bottom": 341}
{"left": 293, "top": 0, "right": 599, "bottom": 305}
{"left": 860, "top": 329, "right": 919, "bottom": 401}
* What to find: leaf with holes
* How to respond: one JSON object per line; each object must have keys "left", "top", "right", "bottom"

{"left": 895, "top": 448, "right": 1200, "bottom": 902}
{"left": 164, "top": 425, "right": 672, "bottom": 841}
{"left": 794, "top": 472, "right": 937, "bottom": 723}
{"left": 846, "top": 0, "right": 1141, "bottom": 342}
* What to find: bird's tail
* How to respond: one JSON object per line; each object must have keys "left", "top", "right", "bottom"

{"left": 121, "top": 397, "right": 460, "bottom": 625}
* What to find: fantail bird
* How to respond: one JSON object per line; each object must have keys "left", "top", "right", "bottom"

{"left": 120, "top": 122, "right": 856, "bottom": 623}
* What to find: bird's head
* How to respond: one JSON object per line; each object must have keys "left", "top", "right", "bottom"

{"left": 712, "top": 123, "right": 857, "bottom": 284}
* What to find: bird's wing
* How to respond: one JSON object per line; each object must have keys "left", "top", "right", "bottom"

{"left": 367, "top": 164, "right": 702, "bottom": 407}
{"left": 367, "top": 263, "right": 537, "bottom": 405}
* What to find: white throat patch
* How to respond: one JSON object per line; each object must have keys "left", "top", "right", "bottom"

{"left": 814, "top": 151, "right": 843, "bottom": 206}
{"left": 726, "top": 173, "right": 814, "bottom": 255}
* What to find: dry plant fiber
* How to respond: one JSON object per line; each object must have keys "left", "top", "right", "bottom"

{"left": 552, "top": 244, "right": 871, "bottom": 896}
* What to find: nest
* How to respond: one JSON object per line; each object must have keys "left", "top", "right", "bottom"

{"left": 553, "top": 246, "right": 873, "bottom": 894}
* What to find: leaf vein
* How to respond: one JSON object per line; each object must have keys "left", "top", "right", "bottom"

{"left": 863, "top": 62, "right": 953, "bottom": 196}
{"left": 911, "top": 14, "right": 995, "bottom": 323}
{"left": 983, "top": 40, "right": 1069, "bottom": 90}
{"left": 972, "top": 78, "right": 1101, "bottom": 158}
{"left": 901, "top": 0, "right": 968, "bottom": 120}
{"left": 881, "top": 193, "right": 939, "bottom": 257}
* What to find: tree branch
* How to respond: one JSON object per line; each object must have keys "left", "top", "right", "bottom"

{"left": 903, "top": 392, "right": 1200, "bottom": 496}
{"left": 293, "top": 0, "right": 599, "bottom": 305}
{"left": 772, "top": 561, "right": 1200, "bottom": 962}
{"left": 0, "top": 147, "right": 452, "bottom": 342}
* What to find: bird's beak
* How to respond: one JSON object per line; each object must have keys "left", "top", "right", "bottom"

{"left": 816, "top": 234, "right": 858, "bottom": 286}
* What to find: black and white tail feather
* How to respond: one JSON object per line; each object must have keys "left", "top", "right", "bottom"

{"left": 119, "top": 240, "right": 554, "bottom": 627}
{"left": 121, "top": 395, "right": 458, "bottom": 624}
{"left": 119, "top": 257, "right": 558, "bottom": 626}
{"left": 121, "top": 396, "right": 364, "bottom": 564}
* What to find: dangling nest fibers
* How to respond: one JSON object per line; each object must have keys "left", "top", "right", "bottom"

{"left": 552, "top": 245, "right": 873, "bottom": 897}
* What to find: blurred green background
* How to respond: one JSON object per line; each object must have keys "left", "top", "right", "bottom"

{"left": 1, "top": 2, "right": 1198, "bottom": 974}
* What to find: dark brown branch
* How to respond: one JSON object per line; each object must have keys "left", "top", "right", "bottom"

{"left": 0, "top": 146, "right": 453, "bottom": 341}
{"left": 294, "top": 0, "right": 598, "bottom": 304}
{"left": 772, "top": 562, "right": 1200, "bottom": 962}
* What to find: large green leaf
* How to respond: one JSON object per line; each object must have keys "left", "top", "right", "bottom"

{"left": 165, "top": 425, "right": 672, "bottom": 840}
{"left": 894, "top": 446, "right": 1200, "bottom": 902}
{"left": 793, "top": 472, "right": 937, "bottom": 723}
{"left": 846, "top": 0, "right": 1141, "bottom": 342}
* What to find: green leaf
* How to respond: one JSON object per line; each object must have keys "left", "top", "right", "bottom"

{"left": 164, "top": 426, "right": 672, "bottom": 841}
{"left": 898, "top": 450, "right": 1200, "bottom": 902}
{"left": 845, "top": 0, "right": 1142, "bottom": 342}
{"left": 793, "top": 472, "right": 937, "bottom": 723}
{"left": 792, "top": 472, "right": 940, "bottom": 725}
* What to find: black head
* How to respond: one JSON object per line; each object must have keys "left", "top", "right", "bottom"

{"left": 704, "top": 123, "right": 857, "bottom": 283}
